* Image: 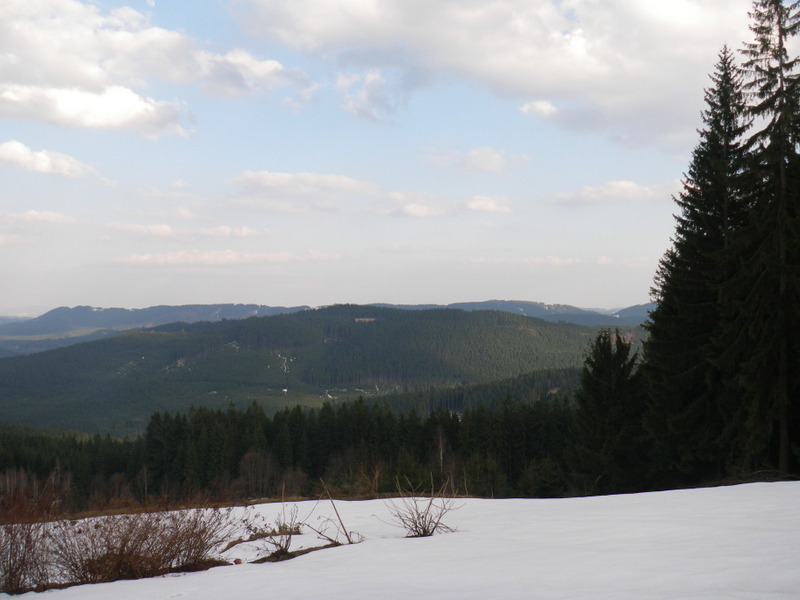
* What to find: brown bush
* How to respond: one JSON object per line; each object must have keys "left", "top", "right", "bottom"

{"left": 0, "top": 469, "right": 57, "bottom": 594}
{"left": 50, "top": 507, "right": 235, "bottom": 585}
{"left": 0, "top": 522, "right": 50, "bottom": 594}
{"left": 384, "top": 477, "right": 459, "bottom": 537}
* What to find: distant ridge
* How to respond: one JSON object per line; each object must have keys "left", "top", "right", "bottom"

{"left": 0, "top": 304, "right": 609, "bottom": 434}
{"left": 0, "top": 301, "right": 653, "bottom": 356}
{"left": 374, "top": 300, "right": 654, "bottom": 326}
{"left": 0, "top": 304, "right": 309, "bottom": 355}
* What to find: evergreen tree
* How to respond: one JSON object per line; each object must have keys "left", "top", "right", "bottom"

{"left": 714, "top": 0, "right": 800, "bottom": 473}
{"left": 574, "top": 329, "right": 645, "bottom": 494}
{"left": 643, "top": 46, "right": 751, "bottom": 484}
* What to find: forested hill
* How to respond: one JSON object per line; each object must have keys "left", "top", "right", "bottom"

{"left": 0, "top": 304, "right": 310, "bottom": 355}
{"left": 0, "top": 300, "right": 653, "bottom": 356}
{"left": 0, "top": 305, "right": 619, "bottom": 436}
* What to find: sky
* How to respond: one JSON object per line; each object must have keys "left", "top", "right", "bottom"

{"left": 0, "top": 0, "right": 757, "bottom": 316}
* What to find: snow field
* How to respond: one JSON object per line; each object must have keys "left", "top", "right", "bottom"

{"left": 28, "top": 482, "right": 800, "bottom": 600}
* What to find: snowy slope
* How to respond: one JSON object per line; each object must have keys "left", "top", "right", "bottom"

{"left": 30, "top": 482, "right": 800, "bottom": 600}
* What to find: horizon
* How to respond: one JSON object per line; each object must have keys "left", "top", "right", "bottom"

{"left": 0, "top": 297, "right": 655, "bottom": 319}
{"left": 1, "top": 2, "right": 753, "bottom": 315}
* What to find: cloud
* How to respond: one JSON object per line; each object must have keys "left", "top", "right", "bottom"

{"left": 231, "top": 170, "right": 378, "bottom": 211}
{"left": 386, "top": 191, "right": 449, "bottom": 218}
{"left": 0, "top": 0, "right": 307, "bottom": 135}
{"left": 336, "top": 69, "right": 408, "bottom": 120}
{"left": 198, "top": 226, "right": 261, "bottom": 237}
{"left": 0, "top": 140, "right": 99, "bottom": 178}
{"left": 473, "top": 256, "right": 582, "bottom": 266}
{"left": 424, "top": 146, "right": 529, "bottom": 174}
{"left": 8, "top": 210, "right": 76, "bottom": 224}
{"left": 109, "top": 223, "right": 178, "bottom": 237}
{"left": 0, "top": 85, "right": 186, "bottom": 136}
{"left": 0, "top": 233, "right": 26, "bottom": 247}
{"left": 464, "top": 148, "right": 509, "bottom": 174}
{"left": 234, "top": 0, "right": 751, "bottom": 145}
{"left": 465, "top": 196, "right": 512, "bottom": 214}
{"left": 195, "top": 49, "right": 303, "bottom": 97}
{"left": 398, "top": 204, "right": 446, "bottom": 218}
{"left": 519, "top": 100, "right": 558, "bottom": 119}
{"left": 119, "top": 249, "right": 336, "bottom": 266}
{"left": 554, "top": 180, "right": 673, "bottom": 206}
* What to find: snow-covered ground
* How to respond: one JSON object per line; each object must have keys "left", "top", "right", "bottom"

{"left": 27, "top": 482, "right": 800, "bottom": 600}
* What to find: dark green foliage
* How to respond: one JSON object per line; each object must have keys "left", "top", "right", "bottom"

{"left": 574, "top": 330, "right": 646, "bottom": 494}
{"left": 0, "top": 390, "right": 582, "bottom": 510}
{"left": 0, "top": 306, "right": 600, "bottom": 436}
{"left": 714, "top": 0, "right": 800, "bottom": 473}
{"left": 643, "top": 47, "right": 752, "bottom": 484}
{"left": 643, "top": 1, "right": 800, "bottom": 482}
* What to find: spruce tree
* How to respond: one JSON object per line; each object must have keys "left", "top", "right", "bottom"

{"left": 714, "top": 0, "right": 800, "bottom": 474}
{"left": 574, "top": 329, "right": 645, "bottom": 494}
{"left": 643, "top": 47, "right": 751, "bottom": 484}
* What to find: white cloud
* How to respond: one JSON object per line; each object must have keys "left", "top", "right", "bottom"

{"left": 235, "top": 0, "right": 752, "bottom": 145}
{"left": 473, "top": 256, "right": 582, "bottom": 266}
{"left": 119, "top": 249, "right": 335, "bottom": 266}
{"left": 336, "top": 69, "right": 403, "bottom": 120}
{"left": 465, "top": 196, "right": 512, "bottom": 214}
{"left": 424, "top": 146, "right": 529, "bottom": 174}
{"left": 554, "top": 180, "right": 672, "bottom": 206}
{"left": 0, "top": 140, "right": 99, "bottom": 178}
{"left": 464, "top": 147, "right": 529, "bottom": 174}
{"left": 519, "top": 100, "right": 558, "bottom": 119}
{"left": 0, "top": 0, "right": 306, "bottom": 135}
{"left": 399, "top": 203, "right": 446, "bottom": 218}
{"left": 195, "top": 49, "right": 300, "bottom": 97}
{"left": 9, "top": 210, "right": 76, "bottom": 223}
{"left": 0, "top": 233, "right": 25, "bottom": 247}
{"left": 231, "top": 170, "right": 378, "bottom": 211}
{"left": 386, "top": 191, "right": 450, "bottom": 218}
{"left": 198, "top": 226, "right": 261, "bottom": 238}
{"left": 109, "top": 223, "right": 177, "bottom": 237}
{"left": 465, "top": 147, "right": 506, "bottom": 174}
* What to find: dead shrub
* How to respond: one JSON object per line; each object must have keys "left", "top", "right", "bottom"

{"left": 304, "top": 481, "right": 364, "bottom": 546}
{"left": 0, "top": 522, "right": 50, "bottom": 594}
{"left": 384, "top": 477, "right": 459, "bottom": 537}
{"left": 50, "top": 507, "right": 235, "bottom": 585}
{"left": 0, "top": 470, "right": 58, "bottom": 594}
{"left": 241, "top": 504, "right": 303, "bottom": 561}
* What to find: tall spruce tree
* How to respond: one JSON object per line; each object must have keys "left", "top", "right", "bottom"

{"left": 713, "top": 0, "right": 800, "bottom": 474}
{"left": 643, "top": 47, "right": 751, "bottom": 484}
{"left": 574, "top": 329, "right": 645, "bottom": 494}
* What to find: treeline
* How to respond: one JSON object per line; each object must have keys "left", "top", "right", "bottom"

{"left": 0, "top": 399, "right": 584, "bottom": 512}
{"left": 374, "top": 367, "right": 581, "bottom": 413}
{"left": 575, "top": 4, "right": 800, "bottom": 488}
{"left": 641, "top": 3, "right": 800, "bottom": 483}
{"left": 0, "top": 305, "right": 603, "bottom": 435}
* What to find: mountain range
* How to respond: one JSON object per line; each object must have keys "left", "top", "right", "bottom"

{"left": 0, "top": 300, "right": 653, "bottom": 356}
{"left": 0, "top": 304, "right": 642, "bottom": 435}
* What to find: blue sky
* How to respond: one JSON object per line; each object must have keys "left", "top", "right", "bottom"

{"left": 0, "top": 0, "right": 753, "bottom": 315}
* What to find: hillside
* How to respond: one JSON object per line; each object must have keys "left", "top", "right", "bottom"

{"left": 377, "top": 299, "right": 654, "bottom": 325}
{"left": 0, "top": 305, "right": 613, "bottom": 435}
{"left": 0, "top": 300, "right": 653, "bottom": 356}
{"left": 0, "top": 304, "right": 309, "bottom": 355}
